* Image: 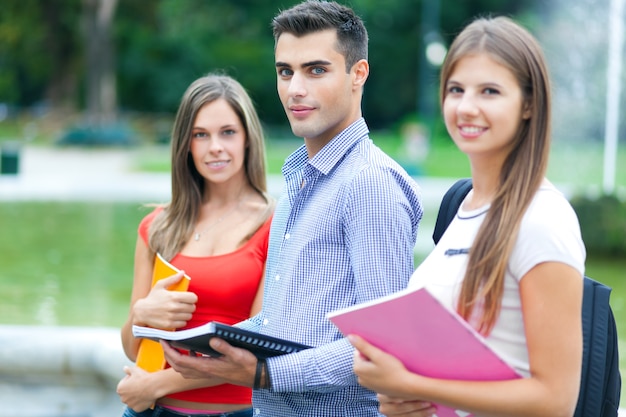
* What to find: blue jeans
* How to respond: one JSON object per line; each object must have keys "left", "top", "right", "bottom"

{"left": 122, "top": 405, "right": 253, "bottom": 417}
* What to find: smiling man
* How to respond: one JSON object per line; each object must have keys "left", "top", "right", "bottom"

{"left": 162, "top": 2, "right": 423, "bottom": 416}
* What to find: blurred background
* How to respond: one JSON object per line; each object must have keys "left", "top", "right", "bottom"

{"left": 0, "top": 0, "right": 624, "bottom": 415}
{"left": 1, "top": 0, "right": 624, "bottom": 186}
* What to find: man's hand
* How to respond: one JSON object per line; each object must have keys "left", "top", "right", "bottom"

{"left": 378, "top": 395, "right": 436, "bottom": 417}
{"left": 161, "top": 337, "right": 259, "bottom": 387}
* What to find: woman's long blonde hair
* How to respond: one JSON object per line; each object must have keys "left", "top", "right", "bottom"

{"left": 439, "top": 16, "right": 552, "bottom": 334}
{"left": 148, "top": 74, "right": 269, "bottom": 260}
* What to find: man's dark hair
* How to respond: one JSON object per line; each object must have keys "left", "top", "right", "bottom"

{"left": 272, "top": 0, "right": 368, "bottom": 72}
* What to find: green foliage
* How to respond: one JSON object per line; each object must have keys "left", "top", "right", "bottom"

{"left": 0, "top": 118, "right": 22, "bottom": 140}
{"left": 1, "top": 0, "right": 537, "bottom": 129}
{"left": 570, "top": 194, "right": 626, "bottom": 257}
{"left": 115, "top": 0, "right": 280, "bottom": 118}
{"left": 0, "top": 0, "right": 81, "bottom": 106}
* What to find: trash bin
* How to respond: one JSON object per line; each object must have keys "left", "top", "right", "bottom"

{"left": 1, "top": 142, "right": 20, "bottom": 175}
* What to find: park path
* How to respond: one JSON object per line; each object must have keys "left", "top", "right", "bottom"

{"left": 0, "top": 144, "right": 455, "bottom": 204}
{"left": 0, "top": 145, "right": 172, "bottom": 202}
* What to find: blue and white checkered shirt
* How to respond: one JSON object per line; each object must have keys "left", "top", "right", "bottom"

{"left": 240, "top": 118, "right": 423, "bottom": 416}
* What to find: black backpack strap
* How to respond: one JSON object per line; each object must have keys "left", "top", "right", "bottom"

{"left": 602, "top": 307, "right": 621, "bottom": 416}
{"left": 575, "top": 276, "right": 621, "bottom": 417}
{"left": 432, "top": 178, "right": 473, "bottom": 244}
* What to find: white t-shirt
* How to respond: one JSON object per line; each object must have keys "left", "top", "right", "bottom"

{"left": 409, "top": 182, "right": 585, "bottom": 377}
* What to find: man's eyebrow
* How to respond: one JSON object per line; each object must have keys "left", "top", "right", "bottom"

{"left": 301, "top": 60, "right": 332, "bottom": 67}
{"left": 275, "top": 60, "right": 332, "bottom": 68}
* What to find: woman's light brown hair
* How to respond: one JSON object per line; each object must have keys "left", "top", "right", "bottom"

{"left": 439, "top": 16, "right": 552, "bottom": 334}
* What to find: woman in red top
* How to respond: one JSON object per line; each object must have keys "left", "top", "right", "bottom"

{"left": 118, "top": 74, "right": 274, "bottom": 417}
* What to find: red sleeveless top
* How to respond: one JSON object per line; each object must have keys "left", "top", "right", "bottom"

{"left": 139, "top": 208, "right": 271, "bottom": 404}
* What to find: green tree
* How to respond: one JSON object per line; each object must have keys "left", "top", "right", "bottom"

{"left": 115, "top": 0, "right": 279, "bottom": 123}
{"left": 0, "top": 0, "right": 539, "bottom": 132}
{"left": 0, "top": 0, "right": 81, "bottom": 108}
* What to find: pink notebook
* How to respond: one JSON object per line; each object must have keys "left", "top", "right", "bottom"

{"left": 327, "top": 286, "right": 522, "bottom": 417}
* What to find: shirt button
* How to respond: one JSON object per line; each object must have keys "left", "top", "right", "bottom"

{"left": 263, "top": 318, "right": 269, "bottom": 325}
{"left": 254, "top": 408, "right": 261, "bottom": 415}
{"left": 284, "top": 233, "right": 290, "bottom": 240}
{"left": 275, "top": 274, "right": 280, "bottom": 281}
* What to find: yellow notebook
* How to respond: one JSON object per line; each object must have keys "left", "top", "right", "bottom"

{"left": 135, "top": 253, "right": 191, "bottom": 372}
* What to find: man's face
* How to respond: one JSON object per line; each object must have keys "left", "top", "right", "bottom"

{"left": 275, "top": 29, "right": 359, "bottom": 151}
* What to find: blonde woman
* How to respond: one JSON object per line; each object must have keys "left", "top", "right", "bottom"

{"left": 118, "top": 74, "right": 273, "bottom": 417}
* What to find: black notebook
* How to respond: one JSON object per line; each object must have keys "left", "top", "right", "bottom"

{"left": 132, "top": 321, "right": 312, "bottom": 359}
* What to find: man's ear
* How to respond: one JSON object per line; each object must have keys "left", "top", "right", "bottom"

{"left": 352, "top": 59, "right": 369, "bottom": 90}
{"left": 522, "top": 101, "right": 532, "bottom": 120}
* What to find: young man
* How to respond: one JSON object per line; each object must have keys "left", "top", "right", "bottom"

{"left": 162, "top": 1, "right": 423, "bottom": 415}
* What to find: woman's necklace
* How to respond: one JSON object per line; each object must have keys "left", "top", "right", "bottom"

{"left": 193, "top": 197, "right": 244, "bottom": 241}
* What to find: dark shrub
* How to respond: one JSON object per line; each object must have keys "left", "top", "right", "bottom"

{"left": 571, "top": 194, "right": 626, "bottom": 257}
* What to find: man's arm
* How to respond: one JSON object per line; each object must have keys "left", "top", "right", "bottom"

{"left": 266, "top": 168, "right": 422, "bottom": 393}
